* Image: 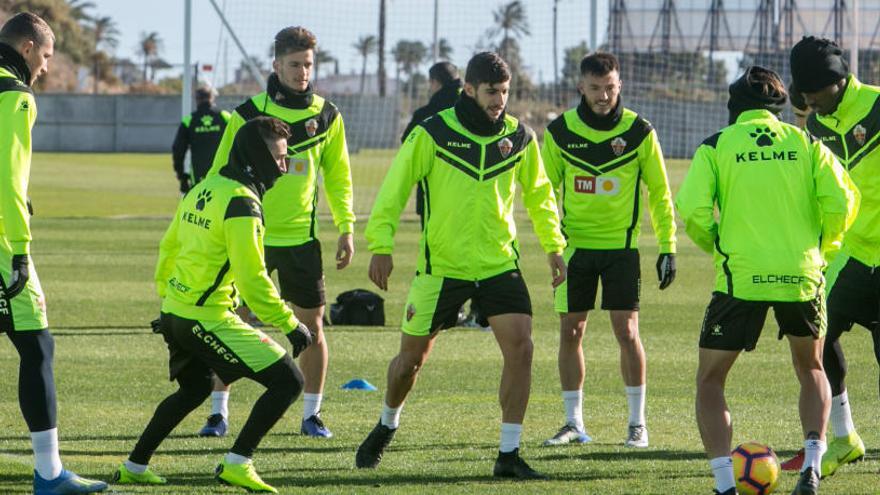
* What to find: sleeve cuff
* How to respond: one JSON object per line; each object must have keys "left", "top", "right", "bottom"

{"left": 338, "top": 222, "right": 354, "bottom": 234}
{"left": 280, "top": 314, "right": 300, "bottom": 334}
{"left": 658, "top": 242, "right": 677, "bottom": 254}
{"left": 10, "top": 241, "right": 29, "bottom": 255}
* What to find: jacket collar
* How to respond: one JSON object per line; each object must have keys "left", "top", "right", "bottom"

{"left": 267, "top": 73, "right": 314, "bottom": 109}
{"left": 828, "top": 75, "right": 860, "bottom": 122}
{"left": 734, "top": 108, "right": 778, "bottom": 124}
{"left": 0, "top": 42, "right": 31, "bottom": 86}
{"left": 576, "top": 95, "right": 623, "bottom": 131}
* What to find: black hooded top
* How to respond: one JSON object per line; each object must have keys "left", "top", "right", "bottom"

{"left": 219, "top": 118, "right": 283, "bottom": 198}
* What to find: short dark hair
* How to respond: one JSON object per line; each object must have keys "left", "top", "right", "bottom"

{"left": 428, "top": 61, "right": 459, "bottom": 86}
{"left": 745, "top": 66, "right": 787, "bottom": 101}
{"left": 465, "top": 52, "right": 510, "bottom": 87}
{"left": 0, "top": 12, "right": 54, "bottom": 47}
{"left": 274, "top": 26, "right": 317, "bottom": 58}
{"left": 580, "top": 52, "right": 619, "bottom": 77}
{"left": 255, "top": 116, "right": 291, "bottom": 143}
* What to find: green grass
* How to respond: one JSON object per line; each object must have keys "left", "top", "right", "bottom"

{"left": 0, "top": 152, "right": 876, "bottom": 494}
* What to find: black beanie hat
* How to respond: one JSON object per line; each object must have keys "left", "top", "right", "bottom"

{"left": 727, "top": 66, "right": 787, "bottom": 124}
{"left": 228, "top": 118, "right": 285, "bottom": 196}
{"left": 790, "top": 36, "right": 849, "bottom": 93}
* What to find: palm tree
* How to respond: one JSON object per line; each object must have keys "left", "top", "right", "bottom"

{"left": 437, "top": 38, "right": 453, "bottom": 61}
{"left": 491, "top": 1, "right": 530, "bottom": 60}
{"left": 138, "top": 31, "right": 162, "bottom": 82}
{"left": 353, "top": 35, "right": 377, "bottom": 94}
{"left": 315, "top": 49, "right": 335, "bottom": 86}
{"left": 392, "top": 40, "right": 427, "bottom": 99}
{"left": 91, "top": 15, "right": 119, "bottom": 93}
{"left": 377, "top": 0, "right": 387, "bottom": 97}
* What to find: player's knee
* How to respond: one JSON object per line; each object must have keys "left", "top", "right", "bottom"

{"left": 505, "top": 336, "right": 533, "bottom": 365}
{"left": 560, "top": 318, "right": 586, "bottom": 344}
{"left": 395, "top": 352, "right": 425, "bottom": 378}
{"left": 12, "top": 330, "right": 55, "bottom": 371}
{"left": 614, "top": 327, "right": 639, "bottom": 347}
{"left": 264, "top": 354, "right": 304, "bottom": 400}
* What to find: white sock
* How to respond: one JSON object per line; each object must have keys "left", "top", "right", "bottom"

{"left": 830, "top": 391, "right": 855, "bottom": 438}
{"left": 562, "top": 390, "right": 584, "bottom": 431}
{"left": 499, "top": 423, "right": 522, "bottom": 453}
{"left": 123, "top": 460, "right": 147, "bottom": 474}
{"left": 709, "top": 456, "right": 735, "bottom": 493}
{"left": 211, "top": 391, "right": 229, "bottom": 418}
{"left": 303, "top": 393, "right": 322, "bottom": 419}
{"left": 224, "top": 452, "right": 250, "bottom": 465}
{"left": 625, "top": 384, "right": 646, "bottom": 426}
{"left": 31, "top": 428, "right": 62, "bottom": 480}
{"left": 381, "top": 403, "right": 402, "bottom": 429}
{"left": 803, "top": 438, "right": 827, "bottom": 476}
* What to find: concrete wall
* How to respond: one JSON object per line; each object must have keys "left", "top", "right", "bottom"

{"left": 32, "top": 94, "right": 400, "bottom": 153}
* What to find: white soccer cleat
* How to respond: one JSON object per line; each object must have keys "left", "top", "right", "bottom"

{"left": 624, "top": 424, "right": 649, "bottom": 448}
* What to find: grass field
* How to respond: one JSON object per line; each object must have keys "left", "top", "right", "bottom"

{"left": 0, "top": 152, "right": 877, "bottom": 494}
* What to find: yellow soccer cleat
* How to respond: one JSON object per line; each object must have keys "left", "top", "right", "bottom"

{"left": 821, "top": 431, "right": 865, "bottom": 478}
{"left": 215, "top": 460, "right": 278, "bottom": 493}
{"left": 111, "top": 463, "right": 167, "bottom": 485}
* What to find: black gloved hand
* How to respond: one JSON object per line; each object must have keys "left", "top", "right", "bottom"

{"left": 6, "top": 254, "right": 29, "bottom": 298}
{"left": 150, "top": 317, "right": 162, "bottom": 333}
{"left": 286, "top": 322, "right": 313, "bottom": 358}
{"left": 178, "top": 175, "right": 192, "bottom": 194}
{"left": 656, "top": 253, "right": 676, "bottom": 290}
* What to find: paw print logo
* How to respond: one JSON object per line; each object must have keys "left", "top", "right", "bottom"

{"left": 750, "top": 127, "right": 777, "bottom": 147}
{"left": 195, "top": 189, "right": 212, "bottom": 211}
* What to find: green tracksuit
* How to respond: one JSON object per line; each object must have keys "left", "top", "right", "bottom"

{"left": 676, "top": 109, "right": 860, "bottom": 302}
{"left": 208, "top": 92, "right": 354, "bottom": 247}
{"left": 156, "top": 174, "right": 300, "bottom": 371}
{"left": 0, "top": 60, "right": 48, "bottom": 331}
{"left": 542, "top": 106, "right": 677, "bottom": 253}
{"left": 366, "top": 107, "right": 565, "bottom": 280}
{"left": 805, "top": 76, "right": 880, "bottom": 275}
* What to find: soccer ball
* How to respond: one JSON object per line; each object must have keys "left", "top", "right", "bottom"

{"left": 732, "top": 442, "right": 780, "bottom": 495}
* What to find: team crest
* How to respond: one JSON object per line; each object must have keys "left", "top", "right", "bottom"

{"left": 498, "top": 137, "right": 513, "bottom": 158}
{"left": 610, "top": 137, "right": 627, "bottom": 156}
{"left": 406, "top": 303, "right": 416, "bottom": 321}
{"left": 853, "top": 124, "right": 867, "bottom": 146}
{"left": 305, "top": 118, "right": 319, "bottom": 138}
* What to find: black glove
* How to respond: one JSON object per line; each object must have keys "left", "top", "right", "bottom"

{"left": 286, "top": 322, "right": 313, "bottom": 358}
{"left": 150, "top": 317, "right": 162, "bottom": 333}
{"left": 178, "top": 175, "right": 192, "bottom": 194}
{"left": 656, "top": 253, "right": 676, "bottom": 290}
{"left": 6, "top": 254, "right": 29, "bottom": 298}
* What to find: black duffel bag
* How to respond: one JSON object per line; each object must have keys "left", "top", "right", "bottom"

{"left": 329, "top": 289, "right": 385, "bottom": 326}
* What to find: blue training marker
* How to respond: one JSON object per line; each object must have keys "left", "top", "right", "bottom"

{"left": 341, "top": 378, "right": 378, "bottom": 391}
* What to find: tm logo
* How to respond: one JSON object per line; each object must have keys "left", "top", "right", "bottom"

{"left": 195, "top": 189, "right": 212, "bottom": 211}
{"left": 750, "top": 127, "right": 777, "bottom": 147}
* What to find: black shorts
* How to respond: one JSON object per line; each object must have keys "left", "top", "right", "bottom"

{"left": 401, "top": 269, "right": 532, "bottom": 336}
{"left": 554, "top": 248, "right": 640, "bottom": 313}
{"left": 827, "top": 256, "right": 880, "bottom": 333}
{"left": 265, "top": 240, "right": 325, "bottom": 308}
{"left": 699, "top": 292, "right": 825, "bottom": 351}
{"left": 159, "top": 312, "right": 286, "bottom": 385}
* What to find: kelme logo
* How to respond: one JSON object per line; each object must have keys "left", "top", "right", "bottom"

{"left": 200, "top": 114, "right": 214, "bottom": 127}
{"left": 195, "top": 189, "right": 212, "bottom": 211}
{"left": 750, "top": 127, "right": 777, "bottom": 147}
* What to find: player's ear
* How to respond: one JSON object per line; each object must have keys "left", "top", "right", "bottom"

{"left": 272, "top": 57, "right": 281, "bottom": 74}
{"left": 576, "top": 78, "right": 585, "bottom": 96}
{"left": 463, "top": 82, "right": 476, "bottom": 98}
{"left": 18, "top": 39, "right": 35, "bottom": 57}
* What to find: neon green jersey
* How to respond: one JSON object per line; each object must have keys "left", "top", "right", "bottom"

{"left": 209, "top": 92, "right": 355, "bottom": 246}
{"left": 676, "top": 109, "right": 860, "bottom": 301}
{"left": 806, "top": 76, "right": 880, "bottom": 266}
{"left": 0, "top": 66, "right": 37, "bottom": 256}
{"left": 542, "top": 107, "right": 676, "bottom": 252}
{"left": 155, "top": 173, "right": 299, "bottom": 333}
{"left": 366, "top": 108, "right": 565, "bottom": 280}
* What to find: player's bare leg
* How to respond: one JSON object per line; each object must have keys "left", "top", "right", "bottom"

{"left": 611, "top": 310, "right": 648, "bottom": 446}
{"left": 787, "top": 334, "right": 829, "bottom": 492}
{"left": 544, "top": 312, "right": 593, "bottom": 446}
{"left": 294, "top": 304, "right": 332, "bottom": 437}
{"left": 696, "top": 348, "right": 740, "bottom": 494}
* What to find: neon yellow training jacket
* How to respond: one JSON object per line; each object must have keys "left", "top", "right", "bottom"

{"left": 155, "top": 173, "right": 299, "bottom": 333}
{"left": 676, "top": 109, "right": 860, "bottom": 301}
{"left": 366, "top": 107, "right": 566, "bottom": 280}
{"left": 0, "top": 65, "right": 37, "bottom": 256}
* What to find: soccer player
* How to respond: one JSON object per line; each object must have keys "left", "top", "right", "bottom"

{"left": 0, "top": 13, "right": 108, "bottom": 495}
{"left": 676, "top": 66, "right": 859, "bottom": 495}
{"left": 356, "top": 52, "right": 566, "bottom": 479}
{"left": 779, "top": 36, "right": 880, "bottom": 478}
{"left": 114, "top": 117, "right": 313, "bottom": 494}
{"left": 540, "top": 52, "right": 676, "bottom": 448}
{"left": 203, "top": 26, "right": 355, "bottom": 438}
{"left": 171, "top": 84, "right": 230, "bottom": 193}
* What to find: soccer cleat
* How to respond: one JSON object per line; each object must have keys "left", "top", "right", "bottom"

{"left": 355, "top": 421, "right": 396, "bottom": 468}
{"left": 542, "top": 423, "right": 592, "bottom": 446}
{"left": 198, "top": 413, "right": 228, "bottom": 437}
{"left": 111, "top": 463, "right": 167, "bottom": 485}
{"left": 821, "top": 431, "right": 865, "bottom": 477}
{"left": 624, "top": 424, "right": 649, "bottom": 448}
{"left": 790, "top": 466, "right": 819, "bottom": 495}
{"left": 301, "top": 413, "right": 333, "bottom": 438}
{"left": 781, "top": 449, "right": 805, "bottom": 471}
{"left": 493, "top": 449, "right": 548, "bottom": 480}
{"left": 34, "top": 469, "right": 108, "bottom": 495}
{"left": 215, "top": 460, "right": 277, "bottom": 493}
